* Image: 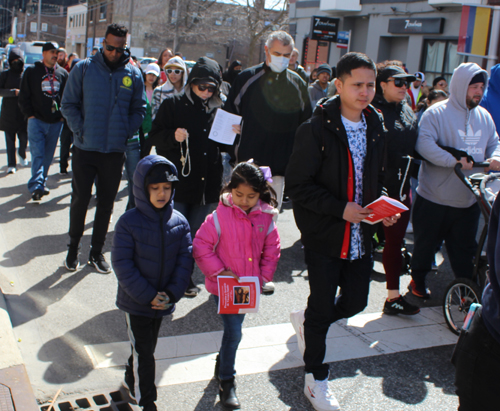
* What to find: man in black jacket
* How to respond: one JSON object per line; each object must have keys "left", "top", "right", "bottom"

{"left": 0, "top": 47, "right": 27, "bottom": 174}
{"left": 286, "top": 52, "right": 398, "bottom": 411}
{"left": 224, "top": 31, "right": 311, "bottom": 213}
{"left": 18, "top": 42, "right": 68, "bottom": 201}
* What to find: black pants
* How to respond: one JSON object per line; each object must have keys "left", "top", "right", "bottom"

{"left": 69, "top": 147, "right": 125, "bottom": 252}
{"left": 303, "top": 247, "right": 372, "bottom": 380}
{"left": 452, "top": 307, "right": 500, "bottom": 411}
{"left": 5, "top": 130, "right": 27, "bottom": 167}
{"left": 59, "top": 123, "right": 73, "bottom": 172}
{"left": 125, "top": 313, "right": 163, "bottom": 407}
{"left": 411, "top": 196, "right": 480, "bottom": 289}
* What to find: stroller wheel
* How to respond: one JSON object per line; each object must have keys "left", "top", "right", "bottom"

{"left": 443, "top": 278, "right": 482, "bottom": 335}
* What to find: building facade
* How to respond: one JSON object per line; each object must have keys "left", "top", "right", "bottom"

{"left": 290, "top": 0, "right": 497, "bottom": 84}
{"left": 66, "top": 4, "right": 87, "bottom": 56}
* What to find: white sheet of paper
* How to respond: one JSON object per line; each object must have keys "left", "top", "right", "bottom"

{"left": 208, "top": 109, "right": 242, "bottom": 145}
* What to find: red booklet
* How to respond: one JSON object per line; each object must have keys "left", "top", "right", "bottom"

{"left": 217, "top": 276, "right": 261, "bottom": 314}
{"left": 362, "top": 195, "right": 409, "bottom": 225}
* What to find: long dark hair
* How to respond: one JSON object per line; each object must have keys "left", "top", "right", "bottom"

{"left": 221, "top": 162, "right": 278, "bottom": 208}
{"left": 157, "top": 48, "right": 173, "bottom": 68}
{"left": 143, "top": 70, "right": 159, "bottom": 89}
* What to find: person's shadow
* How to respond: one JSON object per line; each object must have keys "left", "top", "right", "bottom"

{"left": 269, "top": 330, "right": 457, "bottom": 410}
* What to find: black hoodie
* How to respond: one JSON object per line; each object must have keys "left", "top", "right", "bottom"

{"left": 0, "top": 48, "right": 26, "bottom": 133}
{"left": 149, "top": 57, "right": 227, "bottom": 205}
{"left": 18, "top": 59, "right": 68, "bottom": 123}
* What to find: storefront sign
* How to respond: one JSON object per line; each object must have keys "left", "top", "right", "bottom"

{"left": 311, "top": 16, "right": 339, "bottom": 42}
{"left": 337, "top": 31, "right": 349, "bottom": 49}
{"left": 388, "top": 18, "right": 444, "bottom": 34}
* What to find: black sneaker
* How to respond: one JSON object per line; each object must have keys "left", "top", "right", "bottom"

{"left": 88, "top": 250, "right": 112, "bottom": 273}
{"left": 383, "top": 296, "right": 420, "bottom": 315}
{"left": 43, "top": 187, "right": 50, "bottom": 196}
{"left": 142, "top": 403, "right": 157, "bottom": 411}
{"left": 408, "top": 279, "right": 431, "bottom": 299}
{"left": 32, "top": 188, "right": 43, "bottom": 201}
{"left": 184, "top": 277, "right": 199, "bottom": 297}
{"left": 65, "top": 244, "right": 80, "bottom": 271}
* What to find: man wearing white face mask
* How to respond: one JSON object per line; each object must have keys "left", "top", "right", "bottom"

{"left": 224, "top": 31, "right": 311, "bottom": 216}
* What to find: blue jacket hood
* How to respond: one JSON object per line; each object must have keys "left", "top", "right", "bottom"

{"left": 481, "top": 63, "right": 500, "bottom": 130}
{"left": 133, "top": 155, "right": 178, "bottom": 221}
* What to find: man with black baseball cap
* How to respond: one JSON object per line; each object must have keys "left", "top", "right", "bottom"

{"left": 18, "top": 41, "right": 68, "bottom": 201}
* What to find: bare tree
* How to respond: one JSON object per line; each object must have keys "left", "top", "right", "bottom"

{"left": 230, "top": 0, "right": 289, "bottom": 65}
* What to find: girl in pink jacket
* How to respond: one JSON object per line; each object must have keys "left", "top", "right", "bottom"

{"left": 193, "top": 162, "right": 281, "bottom": 410}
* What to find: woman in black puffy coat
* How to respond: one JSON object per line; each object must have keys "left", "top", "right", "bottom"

{"left": 0, "top": 48, "right": 27, "bottom": 174}
{"left": 372, "top": 64, "right": 419, "bottom": 316}
{"left": 149, "top": 56, "right": 229, "bottom": 297}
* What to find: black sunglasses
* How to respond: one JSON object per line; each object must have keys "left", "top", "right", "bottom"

{"left": 197, "top": 84, "right": 216, "bottom": 93}
{"left": 104, "top": 44, "right": 126, "bottom": 54}
{"left": 387, "top": 78, "right": 411, "bottom": 88}
{"left": 166, "top": 69, "right": 183, "bottom": 75}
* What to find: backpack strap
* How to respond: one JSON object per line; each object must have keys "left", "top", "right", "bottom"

{"left": 212, "top": 210, "right": 221, "bottom": 252}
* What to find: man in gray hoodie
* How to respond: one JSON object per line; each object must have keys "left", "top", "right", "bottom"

{"left": 410, "top": 62, "right": 500, "bottom": 299}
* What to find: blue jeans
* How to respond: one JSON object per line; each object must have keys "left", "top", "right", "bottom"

{"left": 27, "top": 118, "right": 63, "bottom": 193}
{"left": 214, "top": 296, "right": 245, "bottom": 380}
{"left": 124, "top": 139, "right": 141, "bottom": 210}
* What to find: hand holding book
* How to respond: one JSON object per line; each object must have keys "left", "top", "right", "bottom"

{"left": 361, "top": 196, "right": 408, "bottom": 225}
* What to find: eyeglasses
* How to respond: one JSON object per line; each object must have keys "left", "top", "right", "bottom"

{"left": 197, "top": 84, "right": 216, "bottom": 93}
{"left": 166, "top": 69, "right": 183, "bottom": 75}
{"left": 104, "top": 44, "right": 126, "bottom": 54}
{"left": 387, "top": 78, "right": 410, "bottom": 88}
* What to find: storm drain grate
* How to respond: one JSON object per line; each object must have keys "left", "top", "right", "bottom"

{"left": 0, "top": 383, "right": 15, "bottom": 411}
{"left": 39, "top": 387, "right": 139, "bottom": 411}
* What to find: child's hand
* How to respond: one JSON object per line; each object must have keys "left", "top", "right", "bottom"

{"left": 151, "top": 292, "right": 171, "bottom": 310}
{"left": 221, "top": 269, "right": 240, "bottom": 281}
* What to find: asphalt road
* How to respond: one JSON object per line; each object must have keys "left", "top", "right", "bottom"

{"left": 0, "top": 134, "right": 462, "bottom": 411}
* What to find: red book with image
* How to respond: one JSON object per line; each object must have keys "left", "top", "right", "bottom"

{"left": 217, "top": 276, "right": 261, "bottom": 314}
{"left": 362, "top": 195, "right": 409, "bottom": 225}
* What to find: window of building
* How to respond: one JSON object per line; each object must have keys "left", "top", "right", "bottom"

{"left": 302, "top": 37, "right": 330, "bottom": 75}
{"left": 100, "top": 4, "right": 107, "bottom": 21}
{"left": 421, "top": 39, "right": 467, "bottom": 85}
{"left": 52, "top": 24, "right": 58, "bottom": 34}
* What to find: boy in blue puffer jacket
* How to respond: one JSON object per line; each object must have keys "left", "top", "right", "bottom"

{"left": 111, "top": 154, "right": 193, "bottom": 411}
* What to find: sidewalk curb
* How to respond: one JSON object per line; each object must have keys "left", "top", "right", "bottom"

{"left": 0, "top": 288, "right": 39, "bottom": 410}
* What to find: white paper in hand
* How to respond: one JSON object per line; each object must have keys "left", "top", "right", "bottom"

{"left": 208, "top": 109, "right": 242, "bottom": 145}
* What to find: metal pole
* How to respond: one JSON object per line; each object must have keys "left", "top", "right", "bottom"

{"left": 487, "top": 8, "right": 500, "bottom": 72}
{"left": 37, "top": 0, "right": 41, "bottom": 40}
{"left": 347, "top": 29, "right": 351, "bottom": 53}
{"left": 24, "top": 11, "right": 27, "bottom": 38}
{"left": 128, "top": 0, "right": 134, "bottom": 47}
{"left": 173, "top": 0, "right": 180, "bottom": 52}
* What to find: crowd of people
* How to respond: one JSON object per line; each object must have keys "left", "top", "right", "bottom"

{"left": 2, "top": 21, "right": 500, "bottom": 411}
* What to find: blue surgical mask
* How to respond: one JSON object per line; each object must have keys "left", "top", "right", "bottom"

{"left": 269, "top": 55, "right": 290, "bottom": 73}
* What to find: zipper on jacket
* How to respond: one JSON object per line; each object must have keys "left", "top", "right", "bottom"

{"left": 155, "top": 212, "right": 165, "bottom": 318}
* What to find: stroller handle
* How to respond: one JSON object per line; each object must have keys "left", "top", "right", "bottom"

{"left": 454, "top": 161, "right": 490, "bottom": 197}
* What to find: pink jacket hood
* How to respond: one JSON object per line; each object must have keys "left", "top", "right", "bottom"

{"left": 193, "top": 193, "right": 281, "bottom": 296}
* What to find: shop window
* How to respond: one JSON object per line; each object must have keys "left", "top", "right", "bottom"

{"left": 421, "top": 39, "right": 467, "bottom": 86}
{"left": 302, "top": 37, "right": 330, "bottom": 76}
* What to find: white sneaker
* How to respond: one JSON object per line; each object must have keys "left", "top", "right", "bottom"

{"left": 262, "top": 281, "right": 275, "bottom": 295}
{"left": 7, "top": 167, "right": 16, "bottom": 174}
{"left": 304, "top": 373, "right": 340, "bottom": 411}
{"left": 290, "top": 309, "right": 306, "bottom": 357}
{"left": 20, "top": 158, "right": 29, "bottom": 166}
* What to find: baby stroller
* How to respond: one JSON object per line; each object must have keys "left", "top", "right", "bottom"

{"left": 443, "top": 162, "right": 500, "bottom": 334}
